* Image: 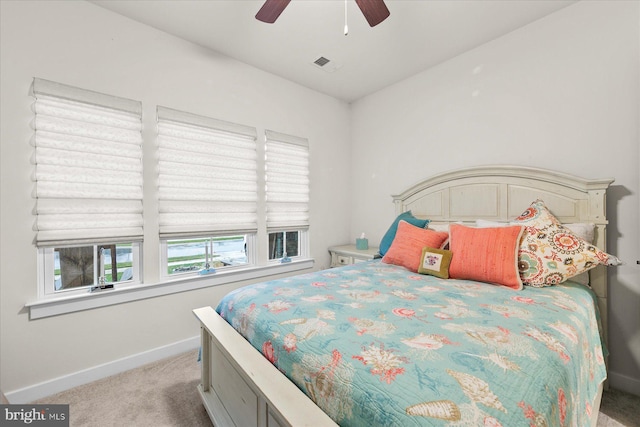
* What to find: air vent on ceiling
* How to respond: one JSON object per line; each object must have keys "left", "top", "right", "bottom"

{"left": 311, "top": 56, "right": 342, "bottom": 73}
{"left": 314, "top": 56, "right": 331, "bottom": 67}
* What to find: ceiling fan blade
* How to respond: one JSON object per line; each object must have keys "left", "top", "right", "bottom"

{"left": 255, "top": 0, "right": 291, "bottom": 24}
{"left": 354, "top": 0, "right": 390, "bottom": 27}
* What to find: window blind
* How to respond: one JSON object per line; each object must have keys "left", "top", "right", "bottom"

{"left": 30, "top": 78, "right": 143, "bottom": 246}
{"left": 157, "top": 106, "right": 258, "bottom": 238}
{"left": 265, "top": 130, "right": 309, "bottom": 230}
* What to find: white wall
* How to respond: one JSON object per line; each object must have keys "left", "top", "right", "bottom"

{"left": 3, "top": 0, "right": 639, "bottom": 402}
{"left": 350, "top": 0, "right": 640, "bottom": 395}
{"left": 0, "top": 1, "right": 351, "bottom": 398}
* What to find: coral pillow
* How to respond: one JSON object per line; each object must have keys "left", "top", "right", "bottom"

{"left": 379, "top": 211, "right": 430, "bottom": 256}
{"left": 513, "top": 199, "right": 621, "bottom": 287}
{"left": 475, "top": 219, "right": 596, "bottom": 285}
{"left": 449, "top": 224, "right": 525, "bottom": 290}
{"left": 382, "top": 221, "right": 448, "bottom": 272}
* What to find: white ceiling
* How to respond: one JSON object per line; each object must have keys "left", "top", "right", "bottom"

{"left": 90, "top": 0, "right": 576, "bottom": 103}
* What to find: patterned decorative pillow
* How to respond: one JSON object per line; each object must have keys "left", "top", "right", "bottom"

{"left": 475, "top": 219, "right": 596, "bottom": 285}
{"left": 513, "top": 199, "right": 622, "bottom": 287}
{"left": 562, "top": 223, "right": 596, "bottom": 286}
{"left": 418, "top": 247, "right": 452, "bottom": 279}
{"left": 379, "top": 211, "right": 430, "bottom": 256}
{"left": 448, "top": 224, "right": 525, "bottom": 290}
{"left": 382, "top": 220, "right": 448, "bottom": 272}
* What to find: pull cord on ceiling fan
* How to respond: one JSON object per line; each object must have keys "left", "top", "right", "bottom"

{"left": 255, "top": 0, "right": 390, "bottom": 28}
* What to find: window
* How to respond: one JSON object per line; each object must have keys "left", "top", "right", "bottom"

{"left": 265, "top": 130, "right": 310, "bottom": 262}
{"left": 30, "top": 78, "right": 143, "bottom": 297}
{"left": 26, "top": 85, "right": 316, "bottom": 317}
{"left": 42, "top": 243, "right": 140, "bottom": 295}
{"left": 27, "top": 80, "right": 315, "bottom": 317}
{"left": 157, "top": 107, "right": 258, "bottom": 277}
{"left": 164, "top": 234, "right": 250, "bottom": 276}
{"left": 268, "top": 231, "right": 300, "bottom": 260}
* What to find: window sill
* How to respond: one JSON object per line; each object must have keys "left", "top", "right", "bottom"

{"left": 26, "top": 258, "right": 315, "bottom": 319}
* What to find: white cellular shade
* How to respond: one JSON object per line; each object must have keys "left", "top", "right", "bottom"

{"left": 157, "top": 107, "right": 258, "bottom": 237}
{"left": 265, "top": 130, "right": 309, "bottom": 230}
{"left": 30, "top": 78, "right": 143, "bottom": 246}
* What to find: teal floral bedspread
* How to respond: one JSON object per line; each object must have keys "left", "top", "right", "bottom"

{"left": 216, "top": 260, "right": 606, "bottom": 427}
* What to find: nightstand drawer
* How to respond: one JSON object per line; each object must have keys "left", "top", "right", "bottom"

{"left": 328, "top": 244, "right": 380, "bottom": 268}
{"left": 337, "top": 255, "right": 352, "bottom": 266}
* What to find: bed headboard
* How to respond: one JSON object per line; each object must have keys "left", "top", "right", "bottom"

{"left": 392, "top": 165, "right": 614, "bottom": 343}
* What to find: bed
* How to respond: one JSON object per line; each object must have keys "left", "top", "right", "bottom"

{"left": 193, "top": 165, "right": 616, "bottom": 427}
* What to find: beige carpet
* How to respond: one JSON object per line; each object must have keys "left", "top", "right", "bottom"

{"left": 34, "top": 349, "right": 639, "bottom": 426}
{"left": 598, "top": 388, "right": 640, "bottom": 427}
{"left": 34, "top": 350, "right": 212, "bottom": 427}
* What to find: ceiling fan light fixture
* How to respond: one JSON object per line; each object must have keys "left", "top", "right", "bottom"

{"left": 256, "top": 0, "right": 389, "bottom": 27}
{"left": 354, "top": 0, "right": 390, "bottom": 27}
{"left": 344, "top": 0, "right": 349, "bottom": 36}
{"left": 255, "top": 0, "right": 291, "bottom": 23}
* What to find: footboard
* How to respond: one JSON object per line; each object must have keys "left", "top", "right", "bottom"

{"left": 193, "top": 307, "right": 338, "bottom": 427}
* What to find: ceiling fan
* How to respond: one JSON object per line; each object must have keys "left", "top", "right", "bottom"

{"left": 255, "top": 0, "right": 390, "bottom": 27}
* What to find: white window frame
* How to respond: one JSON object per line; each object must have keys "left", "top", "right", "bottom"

{"left": 29, "top": 257, "right": 313, "bottom": 319}
{"left": 160, "top": 232, "right": 257, "bottom": 281}
{"left": 38, "top": 242, "right": 142, "bottom": 299}
{"left": 267, "top": 228, "right": 309, "bottom": 264}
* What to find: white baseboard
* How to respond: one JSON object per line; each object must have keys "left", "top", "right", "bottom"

{"left": 5, "top": 335, "right": 200, "bottom": 404}
{"left": 609, "top": 370, "right": 640, "bottom": 396}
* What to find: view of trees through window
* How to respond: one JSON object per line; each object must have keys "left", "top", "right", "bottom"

{"left": 167, "top": 236, "right": 247, "bottom": 275}
{"left": 268, "top": 231, "right": 299, "bottom": 260}
{"left": 53, "top": 233, "right": 301, "bottom": 288}
{"left": 54, "top": 244, "right": 133, "bottom": 291}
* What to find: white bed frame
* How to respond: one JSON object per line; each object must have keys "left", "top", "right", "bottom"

{"left": 194, "top": 165, "right": 613, "bottom": 427}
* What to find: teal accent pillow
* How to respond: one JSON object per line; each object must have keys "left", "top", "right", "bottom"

{"left": 379, "top": 211, "right": 430, "bottom": 256}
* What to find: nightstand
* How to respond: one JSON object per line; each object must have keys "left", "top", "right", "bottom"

{"left": 328, "top": 244, "right": 381, "bottom": 268}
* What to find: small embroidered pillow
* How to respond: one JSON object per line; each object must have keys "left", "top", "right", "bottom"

{"left": 418, "top": 247, "right": 453, "bottom": 279}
